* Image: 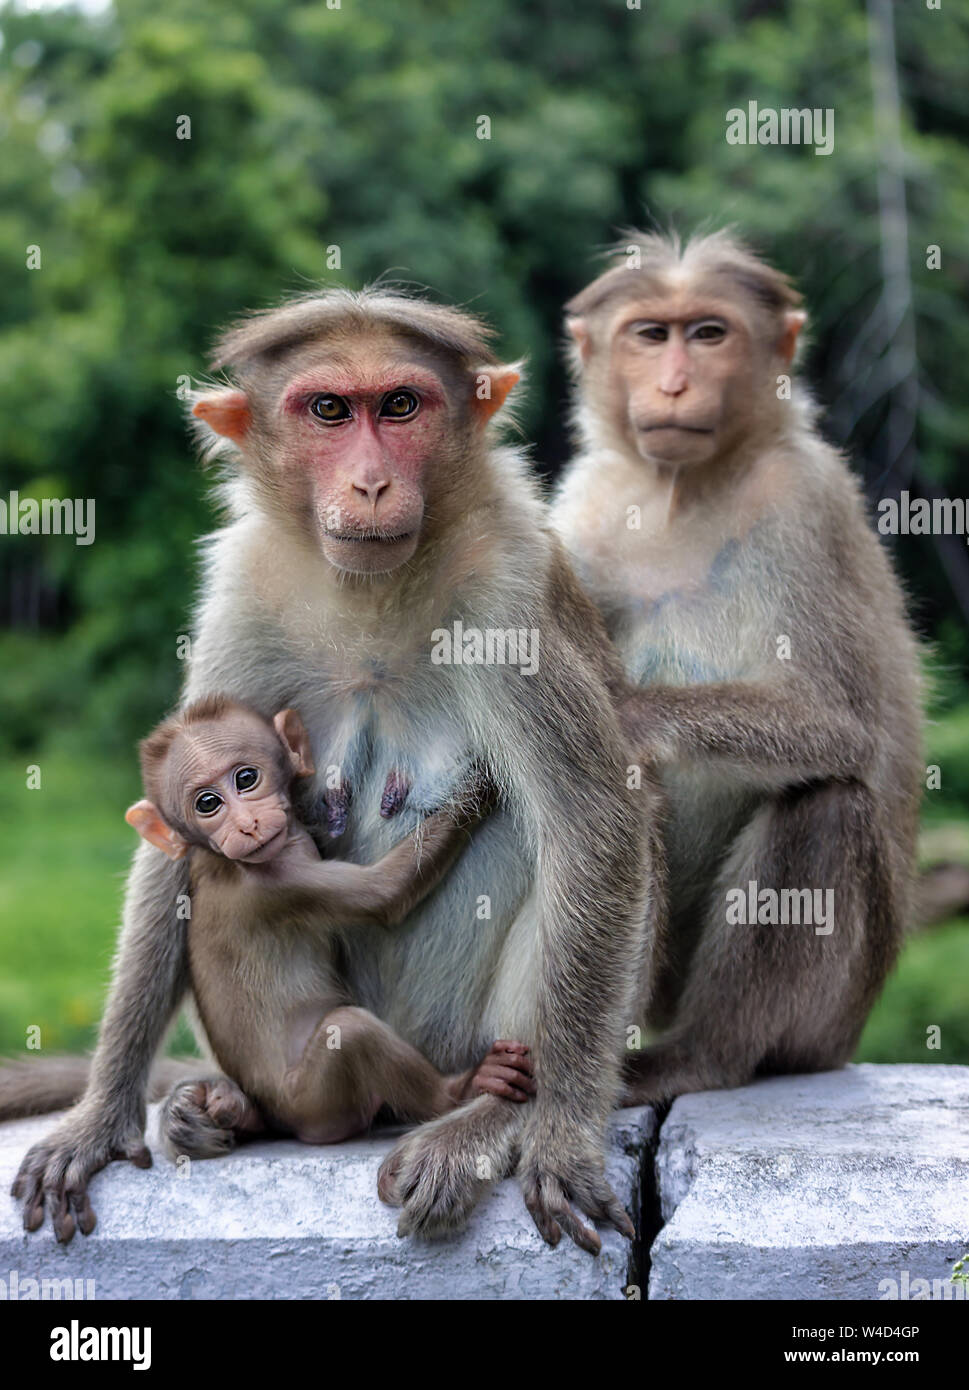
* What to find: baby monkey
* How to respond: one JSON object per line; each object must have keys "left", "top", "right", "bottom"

{"left": 126, "top": 695, "right": 533, "bottom": 1156}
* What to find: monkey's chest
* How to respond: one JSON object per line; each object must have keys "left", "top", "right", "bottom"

{"left": 186, "top": 883, "right": 346, "bottom": 1095}
{"left": 609, "top": 549, "right": 775, "bottom": 881}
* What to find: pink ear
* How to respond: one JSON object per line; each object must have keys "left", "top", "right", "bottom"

{"left": 192, "top": 391, "right": 251, "bottom": 443}
{"left": 471, "top": 366, "right": 521, "bottom": 427}
{"left": 273, "top": 709, "right": 315, "bottom": 778}
{"left": 778, "top": 311, "right": 806, "bottom": 366}
{"left": 566, "top": 317, "right": 591, "bottom": 363}
{"left": 125, "top": 800, "right": 188, "bottom": 860}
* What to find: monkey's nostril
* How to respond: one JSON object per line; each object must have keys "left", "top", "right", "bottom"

{"left": 353, "top": 479, "right": 391, "bottom": 502}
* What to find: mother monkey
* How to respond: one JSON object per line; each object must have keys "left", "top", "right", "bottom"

{"left": 11, "top": 290, "right": 655, "bottom": 1254}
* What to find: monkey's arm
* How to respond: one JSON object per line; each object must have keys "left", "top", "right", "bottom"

{"left": 12, "top": 845, "right": 190, "bottom": 1243}
{"left": 619, "top": 681, "right": 875, "bottom": 783}
{"left": 245, "top": 771, "right": 497, "bottom": 929}
{"left": 361, "top": 771, "right": 497, "bottom": 928}
{"left": 497, "top": 563, "right": 647, "bottom": 1254}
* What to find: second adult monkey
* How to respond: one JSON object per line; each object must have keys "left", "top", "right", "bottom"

{"left": 125, "top": 695, "right": 534, "bottom": 1156}
{"left": 553, "top": 230, "right": 922, "bottom": 1105}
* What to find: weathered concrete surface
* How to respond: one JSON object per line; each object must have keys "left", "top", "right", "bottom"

{"left": 0, "top": 1106, "right": 656, "bottom": 1301}
{"left": 649, "top": 1064, "right": 969, "bottom": 1301}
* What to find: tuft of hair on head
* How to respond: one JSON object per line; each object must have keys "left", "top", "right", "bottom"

{"left": 209, "top": 286, "right": 501, "bottom": 376}
{"left": 137, "top": 694, "right": 270, "bottom": 801}
{"left": 566, "top": 227, "right": 804, "bottom": 320}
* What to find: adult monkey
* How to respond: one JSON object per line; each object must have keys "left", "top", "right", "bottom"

{"left": 10, "top": 289, "right": 653, "bottom": 1254}
{"left": 552, "top": 230, "right": 922, "bottom": 1104}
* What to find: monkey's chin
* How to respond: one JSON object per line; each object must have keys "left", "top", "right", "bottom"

{"left": 227, "top": 827, "right": 289, "bottom": 864}
{"left": 320, "top": 532, "right": 420, "bottom": 575}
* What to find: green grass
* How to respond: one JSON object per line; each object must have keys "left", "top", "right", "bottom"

{"left": 0, "top": 753, "right": 197, "bottom": 1055}
{"left": 857, "top": 919, "right": 969, "bottom": 1063}
{"left": 1, "top": 752, "right": 967, "bottom": 1063}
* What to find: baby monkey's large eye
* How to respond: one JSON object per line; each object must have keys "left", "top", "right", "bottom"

{"left": 194, "top": 791, "right": 223, "bottom": 816}
{"left": 235, "top": 767, "right": 260, "bottom": 792}
{"left": 309, "top": 394, "right": 352, "bottom": 423}
{"left": 380, "top": 390, "right": 419, "bottom": 419}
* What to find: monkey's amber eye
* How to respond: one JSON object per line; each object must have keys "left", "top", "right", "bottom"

{"left": 309, "top": 394, "right": 352, "bottom": 423}
{"left": 690, "top": 322, "right": 727, "bottom": 342}
{"left": 235, "top": 767, "right": 260, "bottom": 792}
{"left": 635, "top": 324, "right": 669, "bottom": 342}
{"left": 194, "top": 791, "right": 223, "bottom": 816}
{"left": 380, "top": 390, "right": 419, "bottom": 419}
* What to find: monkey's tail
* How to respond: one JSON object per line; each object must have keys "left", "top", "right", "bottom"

{"left": 0, "top": 1055, "right": 211, "bottom": 1122}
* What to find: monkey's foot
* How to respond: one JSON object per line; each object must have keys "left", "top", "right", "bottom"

{"left": 377, "top": 1098, "right": 521, "bottom": 1238}
{"left": 621, "top": 1041, "right": 754, "bottom": 1107}
{"left": 161, "top": 1076, "right": 264, "bottom": 1160}
{"left": 517, "top": 1140, "right": 635, "bottom": 1256}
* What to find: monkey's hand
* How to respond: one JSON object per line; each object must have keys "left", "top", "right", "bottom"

{"left": 11, "top": 1103, "right": 151, "bottom": 1244}
{"left": 454, "top": 1040, "right": 535, "bottom": 1103}
{"left": 517, "top": 1129, "right": 635, "bottom": 1257}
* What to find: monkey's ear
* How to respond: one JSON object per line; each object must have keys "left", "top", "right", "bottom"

{"left": 566, "top": 317, "right": 591, "bottom": 363}
{"left": 471, "top": 365, "right": 521, "bottom": 427}
{"left": 778, "top": 311, "right": 807, "bottom": 366}
{"left": 273, "top": 708, "right": 315, "bottom": 778}
{"left": 192, "top": 390, "right": 251, "bottom": 444}
{"left": 125, "top": 800, "right": 189, "bottom": 860}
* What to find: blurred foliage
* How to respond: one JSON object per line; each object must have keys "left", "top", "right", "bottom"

{"left": 0, "top": 0, "right": 967, "bottom": 758}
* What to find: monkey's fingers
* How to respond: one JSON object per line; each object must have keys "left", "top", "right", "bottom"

{"left": 582, "top": 1186, "right": 635, "bottom": 1241}
{"left": 11, "top": 1143, "right": 47, "bottom": 1201}
{"left": 488, "top": 1045, "right": 534, "bottom": 1077}
{"left": 14, "top": 1157, "right": 49, "bottom": 1232}
{"left": 477, "top": 1059, "right": 536, "bottom": 1088}
{"left": 69, "top": 1188, "right": 97, "bottom": 1237}
{"left": 40, "top": 1149, "right": 75, "bottom": 1243}
{"left": 472, "top": 1068, "right": 534, "bottom": 1102}
{"left": 521, "top": 1169, "right": 604, "bottom": 1256}
{"left": 377, "top": 1149, "right": 406, "bottom": 1207}
{"left": 527, "top": 1171, "right": 603, "bottom": 1255}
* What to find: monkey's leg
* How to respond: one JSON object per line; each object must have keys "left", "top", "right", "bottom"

{"left": 377, "top": 1094, "right": 527, "bottom": 1238}
{"left": 160, "top": 1076, "right": 266, "bottom": 1159}
{"left": 281, "top": 1005, "right": 472, "bottom": 1145}
{"left": 626, "top": 781, "right": 903, "bottom": 1105}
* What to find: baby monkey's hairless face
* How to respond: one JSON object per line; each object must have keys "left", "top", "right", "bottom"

{"left": 126, "top": 705, "right": 315, "bottom": 865}
{"left": 168, "top": 716, "right": 293, "bottom": 862}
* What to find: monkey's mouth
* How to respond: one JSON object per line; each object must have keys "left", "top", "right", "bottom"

{"left": 236, "top": 827, "right": 288, "bottom": 862}
{"left": 328, "top": 531, "right": 415, "bottom": 545}
{"left": 639, "top": 422, "right": 715, "bottom": 435}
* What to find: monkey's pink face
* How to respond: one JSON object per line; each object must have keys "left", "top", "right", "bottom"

{"left": 171, "top": 725, "right": 293, "bottom": 862}
{"left": 278, "top": 362, "right": 451, "bottom": 575}
{"left": 605, "top": 294, "right": 759, "bottom": 468}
